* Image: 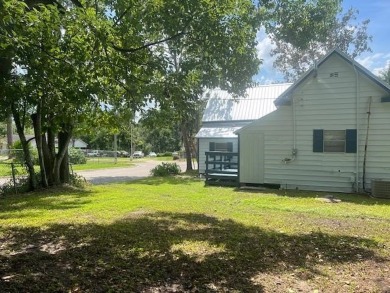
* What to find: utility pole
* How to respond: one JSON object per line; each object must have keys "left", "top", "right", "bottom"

{"left": 114, "top": 133, "right": 117, "bottom": 164}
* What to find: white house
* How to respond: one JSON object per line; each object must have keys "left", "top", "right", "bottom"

{"left": 195, "top": 84, "right": 291, "bottom": 173}
{"left": 237, "top": 49, "right": 390, "bottom": 193}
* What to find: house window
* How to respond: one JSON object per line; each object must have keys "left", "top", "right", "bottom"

{"left": 324, "top": 130, "right": 345, "bottom": 152}
{"left": 313, "top": 129, "right": 356, "bottom": 153}
{"left": 209, "top": 142, "right": 233, "bottom": 152}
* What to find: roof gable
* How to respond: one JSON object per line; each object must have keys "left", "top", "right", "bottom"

{"left": 274, "top": 49, "right": 390, "bottom": 106}
{"left": 202, "top": 83, "right": 291, "bottom": 122}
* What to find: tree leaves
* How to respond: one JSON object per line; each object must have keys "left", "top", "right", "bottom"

{"left": 266, "top": 2, "right": 372, "bottom": 81}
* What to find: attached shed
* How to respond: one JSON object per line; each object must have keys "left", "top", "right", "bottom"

{"left": 195, "top": 84, "right": 291, "bottom": 174}
{"left": 237, "top": 49, "right": 390, "bottom": 193}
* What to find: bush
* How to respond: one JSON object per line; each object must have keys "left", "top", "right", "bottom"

{"left": 69, "top": 148, "right": 87, "bottom": 164}
{"left": 9, "top": 141, "right": 39, "bottom": 165}
{"left": 157, "top": 152, "right": 172, "bottom": 157}
{"left": 150, "top": 162, "right": 181, "bottom": 177}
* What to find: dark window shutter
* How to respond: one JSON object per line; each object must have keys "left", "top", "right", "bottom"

{"left": 227, "top": 142, "right": 233, "bottom": 152}
{"left": 346, "top": 129, "right": 357, "bottom": 153}
{"left": 313, "top": 129, "right": 324, "bottom": 152}
{"left": 209, "top": 142, "right": 215, "bottom": 151}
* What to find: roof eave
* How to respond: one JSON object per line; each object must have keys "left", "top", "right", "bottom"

{"left": 274, "top": 49, "right": 390, "bottom": 107}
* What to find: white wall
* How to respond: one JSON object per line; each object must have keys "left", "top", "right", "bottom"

{"left": 239, "top": 53, "right": 390, "bottom": 193}
{"left": 198, "top": 137, "right": 238, "bottom": 173}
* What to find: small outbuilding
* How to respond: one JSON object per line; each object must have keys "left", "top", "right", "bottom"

{"left": 195, "top": 84, "right": 291, "bottom": 174}
{"left": 237, "top": 49, "right": 390, "bottom": 193}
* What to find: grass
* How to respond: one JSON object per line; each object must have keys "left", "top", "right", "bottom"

{"left": 72, "top": 156, "right": 174, "bottom": 171}
{"left": 0, "top": 156, "right": 175, "bottom": 176}
{"left": 0, "top": 177, "right": 389, "bottom": 292}
{"left": 72, "top": 157, "right": 135, "bottom": 171}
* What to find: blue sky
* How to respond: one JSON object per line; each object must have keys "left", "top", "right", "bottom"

{"left": 255, "top": 0, "right": 390, "bottom": 83}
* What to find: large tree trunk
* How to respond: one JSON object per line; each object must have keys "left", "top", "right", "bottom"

{"left": 181, "top": 124, "right": 193, "bottom": 171}
{"left": 31, "top": 108, "right": 49, "bottom": 188}
{"left": 53, "top": 127, "right": 72, "bottom": 184}
{"left": 12, "top": 106, "right": 37, "bottom": 191}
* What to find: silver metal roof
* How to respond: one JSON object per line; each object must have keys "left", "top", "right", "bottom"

{"left": 201, "top": 83, "right": 292, "bottom": 122}
{"left": 195, "top": 126, "right": 242, "bottom": 138}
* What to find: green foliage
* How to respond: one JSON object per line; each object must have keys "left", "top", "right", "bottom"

{"left": 0, "top": 122, "right": 6, "bottom": 137}
{"left": 150, "top": 162, "right": 181, "bottom": 177}
{"left": 9, "top": 141, "right": 38, "bottom": 165}
{"left": 68, "top": 148, "right": 87, "bottom": 165}
{"left": 268, "top": 4, "right": 372, "bottom": 81}
{"left": 157, "top": 152, "right": 173, "bottom": 157}
{"left": 379, "top": 65, "right": 390, "bottom": 85}
{"left": 68, "top": 173, "right": 87, "bottom": 188}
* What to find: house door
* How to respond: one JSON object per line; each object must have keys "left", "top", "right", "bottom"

{"left": 240, "top": 133, "right": 264, "bottom": 184}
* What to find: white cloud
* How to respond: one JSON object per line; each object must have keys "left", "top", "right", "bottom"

{"left": 254, "top": 28, "right": 285, "bottom": 83}
{"left": 256, "top": 27, "right": 275, "bottom": 69}
{"left": 356, "top": 52, "right": 390, "bottom": 75}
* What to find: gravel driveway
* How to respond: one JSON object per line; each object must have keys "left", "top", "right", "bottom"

{"left": 76, "top": 160, "right": 188, "bottom": 184}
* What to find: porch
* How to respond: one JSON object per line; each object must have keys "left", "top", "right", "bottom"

{"left": 204, "top": 151, "right": 238, "bottom": 186}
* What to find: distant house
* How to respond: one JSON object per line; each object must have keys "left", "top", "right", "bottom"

{"left": 237, "top": 49, "right": 390, "bottom": 193}
{"left": 195, "top": 84, "right": 291, "bottom": 173}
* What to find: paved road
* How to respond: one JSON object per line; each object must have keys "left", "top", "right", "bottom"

{"left": 0, "top": 160, "right": 189, "bottom": 187}
{"left": 76, "top": 160, "right": 188, "bottom": 184}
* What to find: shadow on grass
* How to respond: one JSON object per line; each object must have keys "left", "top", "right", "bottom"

{"left": 235, "top": 187, "right": 390, "bottom": 206}
{"left": 0, "top": 187, "right": 94, "bottom": 218}
{"left": 128, "top": 176, "right": 202, "bottom": 186}
{"left": 0, "top": 212, "right": 386, "bottom": 292}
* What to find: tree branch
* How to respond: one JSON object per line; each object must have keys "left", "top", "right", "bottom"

{"left": 112, "top": 31, "right": 186, "bottom": 54}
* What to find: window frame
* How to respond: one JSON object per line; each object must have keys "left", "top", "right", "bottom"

{"left": 313, "top": 129, "right": 357, "bottom": 154}
{"left": 209, "top": 142, "right": 233, "bottom": 152}
{"left": 323, "top": 130, "right": 346, "bottom": 153}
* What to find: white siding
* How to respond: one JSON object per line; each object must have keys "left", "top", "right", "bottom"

{"left": 198, "top": 137, "right": 238, "bottom": 173}
{"left": 239, "top": 53, "right": 390, "bottom": 193}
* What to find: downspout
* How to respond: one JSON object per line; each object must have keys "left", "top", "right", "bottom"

{"left": 352, "top": 62, "right": 359, "bottom": 192}
{"left": 362, "top": 96, "right": 372, "bottom": 192}
{"left": 237, "top": 133, "right": 240, "bottom": 186}
{"left": 292, "top": 94, "right": 296, "bottom": 151}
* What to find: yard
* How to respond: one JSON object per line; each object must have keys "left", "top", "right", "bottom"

{"left": 0, "top": 177, "right": 389, "bottom": 292}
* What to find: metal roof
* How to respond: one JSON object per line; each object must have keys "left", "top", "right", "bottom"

{"left": 201, "top": 83, "right": 292, "bottom": 122}
{"left": 195, "top": 126, "right": 242, "bottom": 138}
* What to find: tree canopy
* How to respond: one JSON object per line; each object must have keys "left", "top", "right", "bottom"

{"left": 379, "top": 65, "right": 390, "bottom": 85}
{"left": 266, "top": 1, "right": 372, "bottom": 81}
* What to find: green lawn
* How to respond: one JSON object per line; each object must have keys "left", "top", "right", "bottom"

{"left": 72, "top": 157, "right": 135, "bottom": 171}
{"left": 0, "top": 157, "right": 175, "bottom": 176}
{"left": 0, "top": 177, "right": 389, "bottom": 292}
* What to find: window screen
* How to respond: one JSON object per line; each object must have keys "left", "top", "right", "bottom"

{"left": 209, "top": 142, "right": 233, "bottom": 152}
{"left": 323, "top": 130, "right": 345, "bottom": 152}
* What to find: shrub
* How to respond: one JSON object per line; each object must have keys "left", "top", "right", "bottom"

{"left": 150, "top": 162, "right": 181, "bottom": 177}
{"left": 69, "top": 148, "right": 87, "bottom": 164}
{"left": 157, "top": 152, "right": 172, "bottom": 157}
{"left": 9, "top": 141, "right": 39, "bottom": 165}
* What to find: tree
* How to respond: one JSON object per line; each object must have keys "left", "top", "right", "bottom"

{"left": 125, "top": 0, "right": 261, "bottom": 170}
{"left": 266, "top": 2, "right": 372, "bottom": 81}
{"left": 0, "top": 0, "right": 122, "bottom": 188}
{"left": 379, "top": 65, "right": 390, "bottom": 85}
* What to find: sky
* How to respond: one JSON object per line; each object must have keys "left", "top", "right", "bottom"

{"left": 255, "top": 0, "right": 390, "bottom": 83}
